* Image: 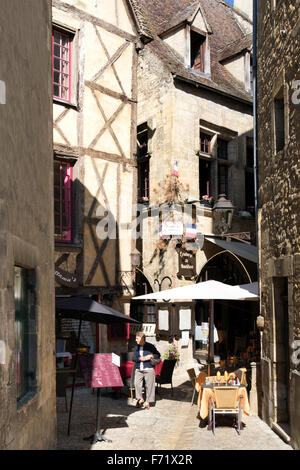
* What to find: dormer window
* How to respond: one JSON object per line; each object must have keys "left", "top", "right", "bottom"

{"left": 191, "top": 31, "right": 206, "bottom": 73}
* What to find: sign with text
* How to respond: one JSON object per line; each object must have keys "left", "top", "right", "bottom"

{"left": 79, "top": 353, "right": 123, "bottom": 388}
{"left": 55, "top": 266, "right": 79, "bottom": 288}
{"left": 177, "top": 249, "right": 197, "bottom": 280}
{"left": 130, "top": 323, "right": 156, "bottom": 336}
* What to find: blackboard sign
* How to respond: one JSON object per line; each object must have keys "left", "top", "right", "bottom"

{"left": 79, "top": 353, "right": 123, "bottom": 388}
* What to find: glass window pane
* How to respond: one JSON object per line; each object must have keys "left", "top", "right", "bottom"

{"left": 54, "top": 31, "right": 60, "bottom": 44}
{"left": 53, "top": 71, "right": 60, "bottom": 84}
{"left": 54, "top": 45, "right": 61, "bottom": 58}
{"left": 61, "top": 86, "right": 69, "bottom": 99}
{"left": 53, "top": 84, "right": 60, "bottom": 97}
{"left": 61, "top": 35, "right": 69, "bottom": 48}
{"left": 54, "top": 58, "right": 60, "bottom": 71}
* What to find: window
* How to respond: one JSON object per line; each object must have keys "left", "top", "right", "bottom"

{"left": 14, "top": 266, "right": 37, "bottom": 404}
{"left": 217, "top": 138, "right": 228, "bottom": 160}
{"left": 217, "top": 138, "right": 229, "bottom": 195}
{"left": 52, "top": 29, "right": 72, "bottom": 102}
{"left": 137, "top": 123, "right": 150, "bottom": 203}
{"left": 107, "top": 321, "right": 130, "bottom": 341}
{"left": 199, "top": 160, "right": 212, "bottom": 200}
{"left": 54, "top": 159, "right": 73, "bottom": 242}
{"left": 218, "top": 164, "right": 228, "bottom": 195}
{"left": 245, "top": 141, "right": 255, "bottom": 214}
{"left": 200, "top": 132, "right": 212, "bottom": 154}
{"left": 135, "top": 303, "right": 156, "bottom": 324}
{"left": 274, "top": 88, "right": 285, "bottom": 153}
{"left": 191, "top": 31, "right": 206, "bottom": 73}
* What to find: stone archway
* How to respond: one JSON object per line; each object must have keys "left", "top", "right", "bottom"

{"left": 197, "top": 249, "right": 252, "bottom": 285}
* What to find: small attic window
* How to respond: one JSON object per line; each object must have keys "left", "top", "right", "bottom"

{"left": 191, "top": 30, "right": 206, "bottom": 73}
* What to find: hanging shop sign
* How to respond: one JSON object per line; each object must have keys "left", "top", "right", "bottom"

{"left": 55, "top": 266, "right": 79, "bottom": 288}
{"left": 177, "top": 249, "right": 197, "bottom": 280}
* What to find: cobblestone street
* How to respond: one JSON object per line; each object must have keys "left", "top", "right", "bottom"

{"left": 56, "top": 369, "right": 292, "bottom": 452}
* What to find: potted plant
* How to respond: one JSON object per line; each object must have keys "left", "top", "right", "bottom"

{"left": 162, "top": 337, "right": 180, "bottom": 361}
{"left": 138, "top": 196, "right": 149, "bottom": 204}
{"left": 200, "top": 195, "right": 214, "bottom": 208}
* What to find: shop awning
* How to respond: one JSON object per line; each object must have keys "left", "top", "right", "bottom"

{"left": 205, "top": 237, "right": 258, "bottom": 263}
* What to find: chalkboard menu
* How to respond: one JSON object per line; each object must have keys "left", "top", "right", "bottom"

{"left": 79, "top": 354, "right": 123, "bottom": 388}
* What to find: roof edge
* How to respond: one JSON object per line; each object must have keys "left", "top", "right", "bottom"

{"left": 172, "top": 72, "right": 253, "bottom": 106}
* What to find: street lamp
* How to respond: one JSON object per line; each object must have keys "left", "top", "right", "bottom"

{"left": 212, "top": 194, "right": 235, "bottom": 235}
{"left": 130, "top": 248, "right": 141, "bottom": 269}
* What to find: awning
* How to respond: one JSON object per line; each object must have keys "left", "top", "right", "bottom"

{"left": 205, "top": 237, "right": 258, "bottom": 264}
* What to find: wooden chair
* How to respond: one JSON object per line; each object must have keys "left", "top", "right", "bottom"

{"left": 156, "top": 360, "right": 176, "bottom": 396}
{"left": 209, "top": 386, "right": 243, "bottom": 435}
{"left": 187, "top": 368, "right": 197, "bottom": 406}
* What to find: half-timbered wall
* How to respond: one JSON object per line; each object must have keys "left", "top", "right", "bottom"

{"left": 53, "top": 0, "right": 139, "bottom": 353}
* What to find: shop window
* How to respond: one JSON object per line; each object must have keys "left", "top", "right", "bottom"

{"left": 52, "top": 28, "right": 72, "bottom": 103}
{"left": 191, "top": 30, "right": 206, "bottom": 73}
{"left": 137, "top": 123, "right": 150, "bottom": 203}
{"left": 200, "top": 132, "right": 212, "bottom": 155}
{"left": 54, "top": 159, "right": 73, "bottom": 243}
{"left": 14, "top": 266, "right": 37, "bottom": 405}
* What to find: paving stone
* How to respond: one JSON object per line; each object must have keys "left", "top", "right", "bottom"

{"left": 56, "top": 371, "right": 293, "bottom": 451}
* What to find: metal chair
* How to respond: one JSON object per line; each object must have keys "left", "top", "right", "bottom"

{"left": 156, "top": 360, "right": 176, "bottom": 396}
{"left": 209, "top": 386, "right": 243, "bottom": 435}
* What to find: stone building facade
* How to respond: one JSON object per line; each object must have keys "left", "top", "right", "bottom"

{"left": 131, "top": 0, "right": 258, "bottom": 367}
{"left": 0, "top": 0, "right": 55, "bottom": 449}
{"left": 52, "top": 0, "right": 151, "bottom": 356}
{"left": 257, "top": 0, "right": 300, "bottom": 450}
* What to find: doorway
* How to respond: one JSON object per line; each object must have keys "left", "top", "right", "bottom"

{"left": 273, "top": 277, "right": 290, "bottom": 430}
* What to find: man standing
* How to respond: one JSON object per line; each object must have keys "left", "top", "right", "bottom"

{"left": 133, "top": 332, "right": 161, "bottom": 409}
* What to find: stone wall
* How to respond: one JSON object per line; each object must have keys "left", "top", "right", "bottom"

{"left": 0, "top": 0, "right": 55, "bottom": 449}
{"left": 257, "top": 0, "right": 300, "bottom": 450}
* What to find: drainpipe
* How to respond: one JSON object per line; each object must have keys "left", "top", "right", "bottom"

{"left": 253, "top": 0, "right": 259, "bottom": 257}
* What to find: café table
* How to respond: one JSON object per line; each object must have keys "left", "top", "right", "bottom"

{"left": 198, "top": 382, "right": 250, "bottom": 421}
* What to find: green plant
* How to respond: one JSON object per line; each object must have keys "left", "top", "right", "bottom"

{"left": 163, "top": 338, "right": 180, "bottom": 360}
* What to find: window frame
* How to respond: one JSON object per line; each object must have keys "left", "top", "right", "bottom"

{"left": 14, "top": 266, "right": 37, "bottom": 406}
{"left": 191, "top": 30, "right": 206, "bottom": 73}
{"left": 54, "top": 158, "right": 74, "bottom": 244}
{"left": 200, "top": 132, "right": 212, "bottom": 155}
{"left": 52, "top": 28, "right": 72, "bottom": 103}
{"left": 137, "top": 123, "right": 150, "bottom": 203}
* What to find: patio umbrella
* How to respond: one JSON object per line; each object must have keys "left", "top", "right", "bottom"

{"left": 132, "top": 280, "right": 259, "bottom": 375}
{"left": 55, "top": 296, "right": 140, "bottom": 435}
{"left": 132, "top": 280, "right": 259, "bottom": 301}
{"left": 56, "top": 296, "right": 140, "bottom": 324}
